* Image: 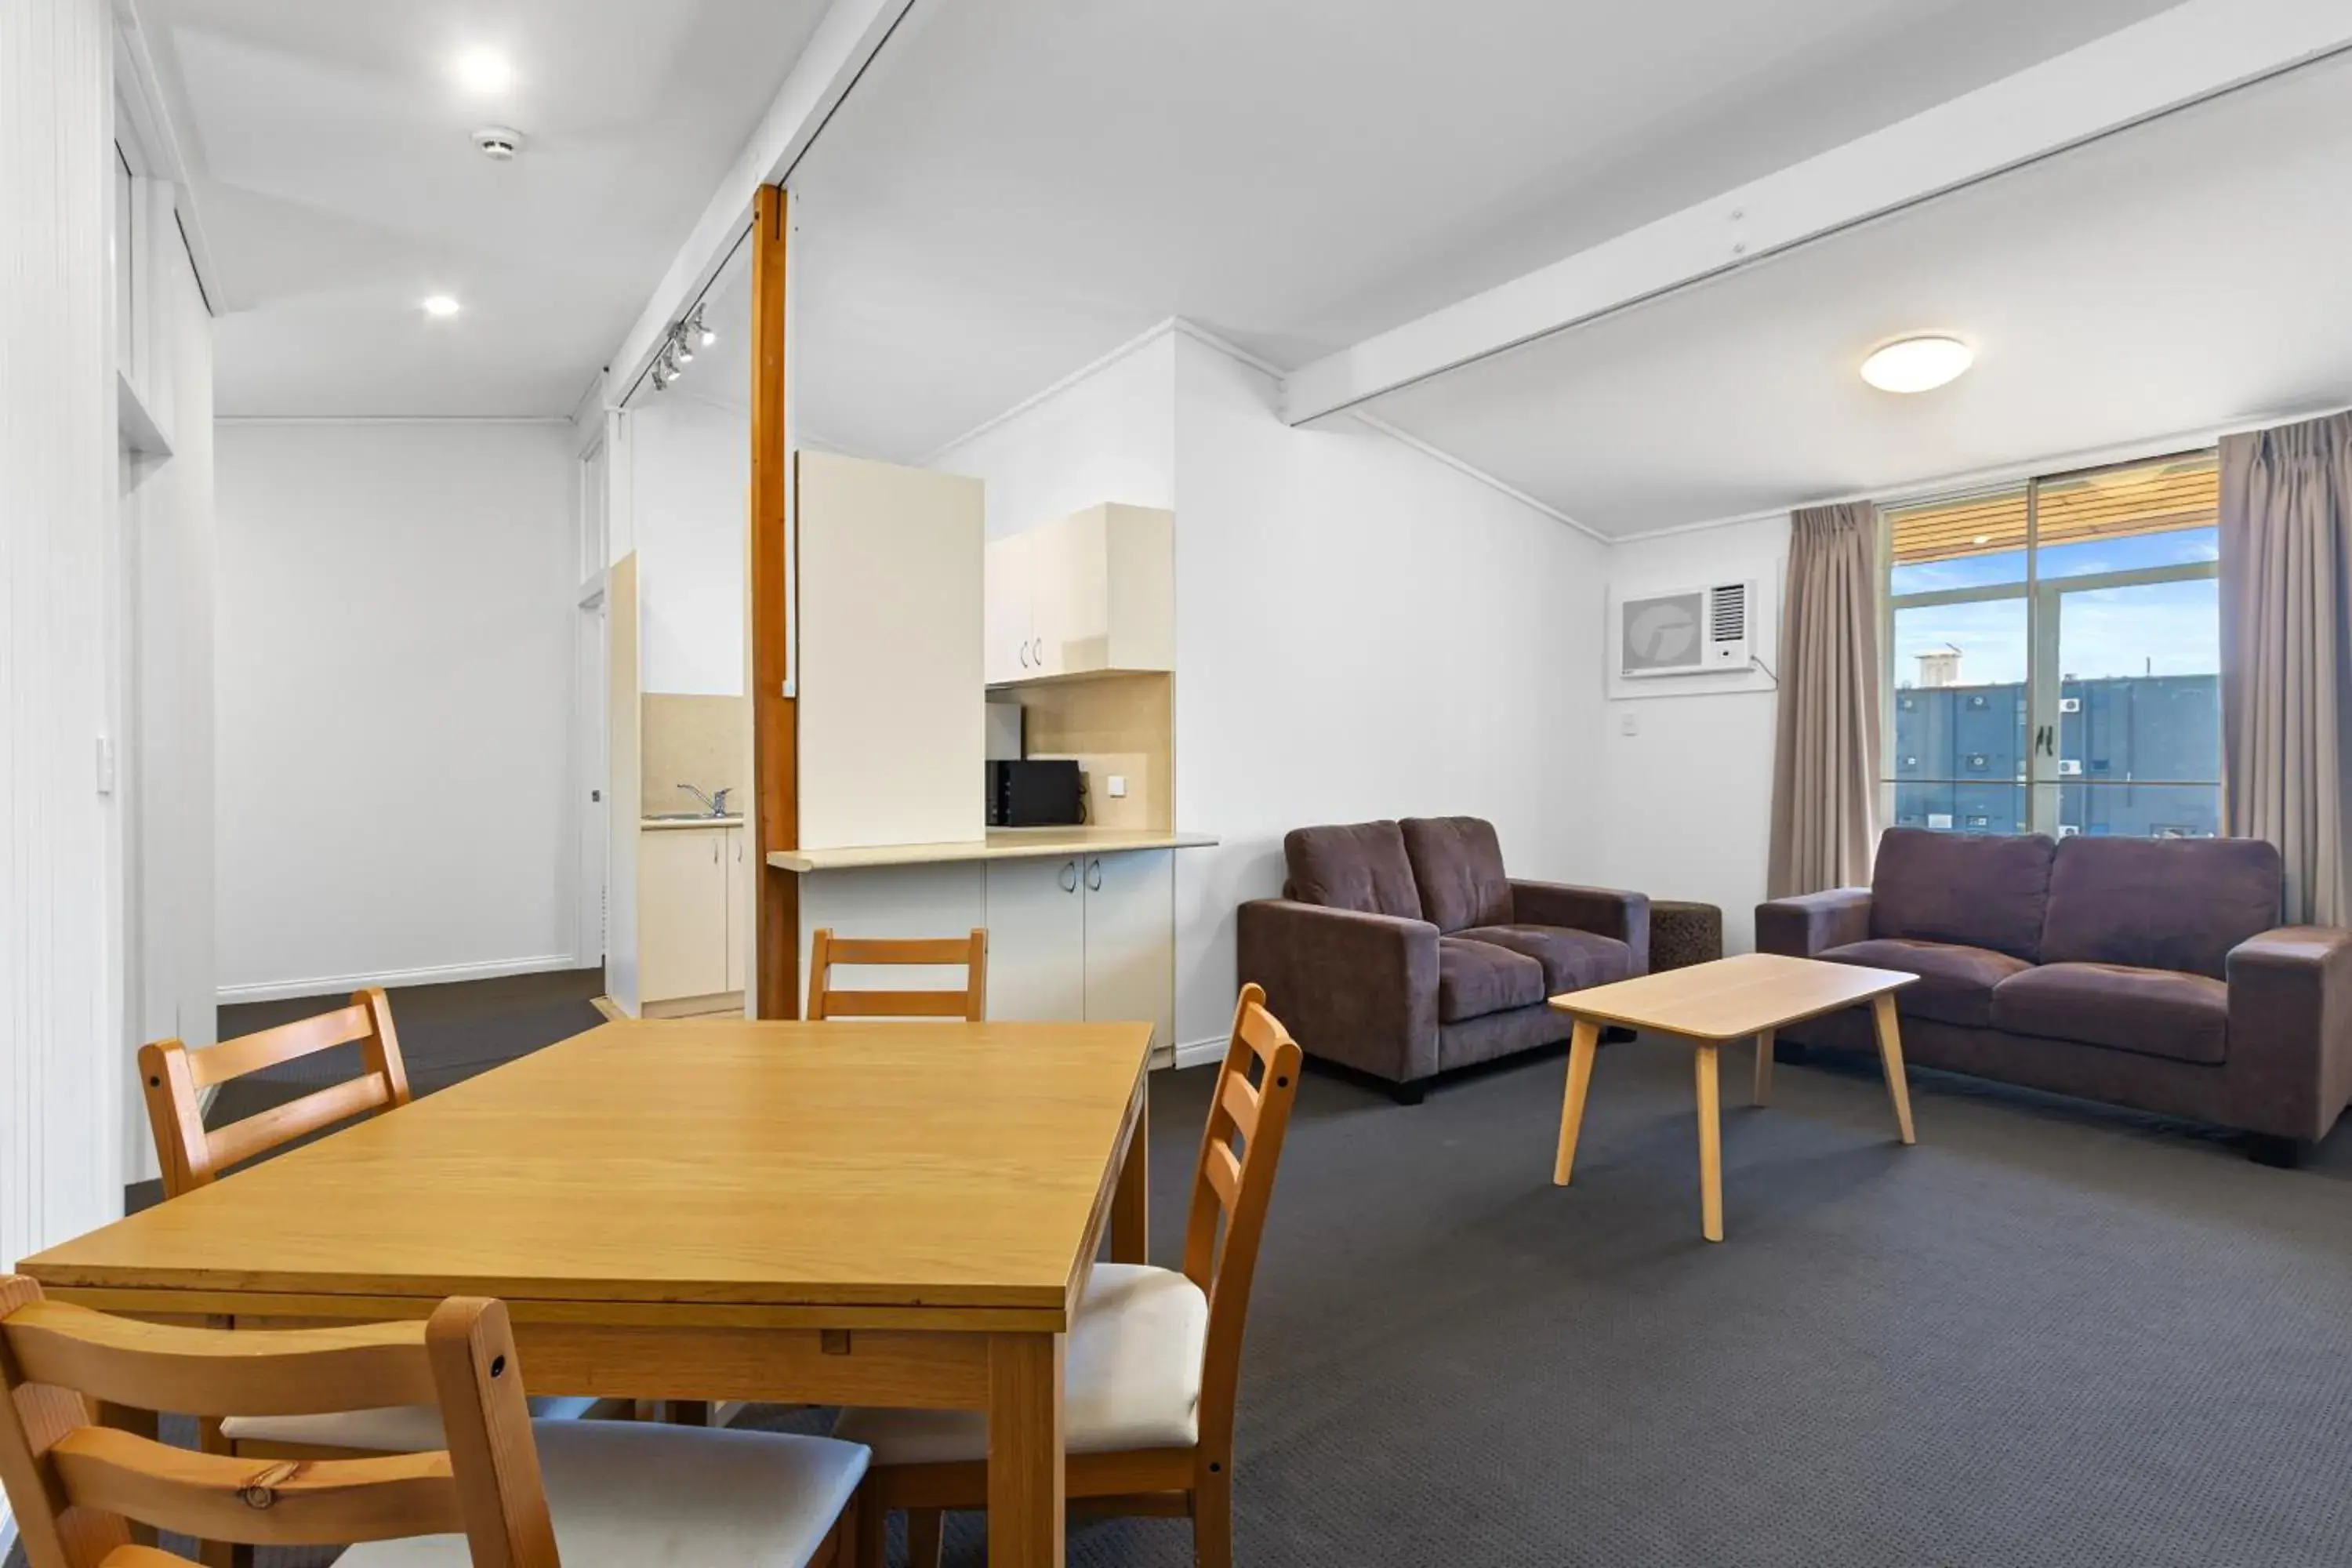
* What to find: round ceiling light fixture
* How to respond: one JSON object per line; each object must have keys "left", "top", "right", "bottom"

{"left": 1860, "top": 334, "right": 1974, "bottom": 394}
{"left": 471, "top": 125, "right": 524, "bottom": 161}
{"left": 453, "top": 46, "right": 514, "bottom": 95}
{"left": 421, "top": 294, "right": 461, "bottom": 318}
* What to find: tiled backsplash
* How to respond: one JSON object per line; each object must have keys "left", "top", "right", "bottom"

{"left": 642, "top": 693, "right": 750, "bottom": 815}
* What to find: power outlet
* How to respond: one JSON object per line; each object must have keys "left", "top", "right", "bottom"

{"left": 1618, "top": 711, "right": 1640, "bottom": 737}
{"left": 1106, "top": 775, "right": 1129, "bottom": 798}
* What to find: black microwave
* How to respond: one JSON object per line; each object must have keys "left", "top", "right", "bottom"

{"left": 988, "top": 759, "right": 1084, "bottom": 827}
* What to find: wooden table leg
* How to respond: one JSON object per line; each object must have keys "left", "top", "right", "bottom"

{"left": 1694, "top": 1044, "right": 1723, "bottom": 1243}
{"left": 988, "top": 1331, "right": 1065, "bottom": 1567}
{"left": 1752, "top": 1027, "right": 1775, "bottom": 1105}
{"left": 1871, "top": 994, "right": 1918, "bottom": 1145}
{"left": 1552, "top": 1018, "right": 1602, "bottom": 1185}
{"left": 1109, "top": 1074, "right": 1149, "bottom": 1265}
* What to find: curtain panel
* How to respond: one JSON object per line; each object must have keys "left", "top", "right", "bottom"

{"left": 2220, "top": 412, "right": 2352, "bottom": 926}
{"left": 1767, "top": 501, "right": 1883, "bottom": 898}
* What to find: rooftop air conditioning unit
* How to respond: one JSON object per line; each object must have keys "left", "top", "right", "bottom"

{"left": 1617, "top": 581, "right": 1757, "bottom": 678}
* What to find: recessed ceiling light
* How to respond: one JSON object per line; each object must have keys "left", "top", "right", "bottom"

{"left": 421, "top": 295, "right": 461, "bottom": 318}
{"left": 452, "top": 46, "right": 514, "bottom": 94}
{"left": 1861, "top": 335, "right": 1974, "bottom": 394}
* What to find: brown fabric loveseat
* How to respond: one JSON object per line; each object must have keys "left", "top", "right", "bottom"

{"left": 1758, "top": 827, "right": 2352, "bottom": 1162}
{"left": 1238, "top": 817, "right": 1649, "bottom": 1102}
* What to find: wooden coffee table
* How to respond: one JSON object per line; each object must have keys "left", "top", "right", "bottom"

{"left": 1548, "top": 952, "right": 1920, "bottom": 1241}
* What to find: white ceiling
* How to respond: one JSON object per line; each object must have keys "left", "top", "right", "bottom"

{"left": 1366, "top": 49, "right": 2352, "bottom": 535}
{"left": 147, "top": 0, "right": 832, "bottom": 416}
{"left": 789, "top": 0, "right": 2180, "bottom": 461}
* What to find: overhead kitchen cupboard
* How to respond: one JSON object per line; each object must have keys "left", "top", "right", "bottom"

{"left": 985, "top": 503, "right": 1174, "bottom": 685}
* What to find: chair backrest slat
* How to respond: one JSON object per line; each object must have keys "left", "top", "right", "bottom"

{"left": 140, "top": 988, "right": 412, "bottom": 1198}
{"left": 0, "top": 1279, "right": 557, "bottom": 1568}
{"left": 806, "top": 927, "right": 988, "bottom": 1022}
{"left": 1179, "top": 982, "right": 1303, "bottom": 1463}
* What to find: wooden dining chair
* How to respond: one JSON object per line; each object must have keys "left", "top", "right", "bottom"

{"left": 0, "top": 1279, "right": 873, "bottom": 1568}
{"left": 139, "top": 987, "right": 412, "bottom": 1198}
{"left": 837, "top": 982, "right": 1304, "bottom": 1568}
{"left": 805, "top": 928, "right": 989, "bottom": 1022}
{"left": 136, "top": 993, "right": 594, "bottom": 1489}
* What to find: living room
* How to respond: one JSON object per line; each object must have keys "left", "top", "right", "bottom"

{"left": 7, "top": 2, "right": 2352, "bottom": 1567}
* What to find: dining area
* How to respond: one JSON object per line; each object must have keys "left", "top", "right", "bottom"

{"left": 2, "top": 937, "right": 1303, "bottom": 1568}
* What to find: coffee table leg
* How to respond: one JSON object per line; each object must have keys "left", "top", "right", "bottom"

{"left": 1694, "top": 1044, "right": 1724, "bottom": 1242}
{"left": 1553, "top": 1018, "right": 1602, "bottom": 1185}
{"left": 1752, "top": 1027, "right": 1775, "bottom": 1106}
{"left": 1871, "top": 995, "right": 1918, "bottom": 1145}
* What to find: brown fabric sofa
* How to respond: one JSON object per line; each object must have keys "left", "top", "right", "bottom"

{"left": 1238, "top": 817, "right": 1649, "bottom": 1102}
{"left": 1758, "top": 827, "right": 2352, "bottom": 1161}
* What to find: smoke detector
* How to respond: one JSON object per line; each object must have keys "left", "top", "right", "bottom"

{"left": 471, "top": 125, "right": 524, "bottom": 161}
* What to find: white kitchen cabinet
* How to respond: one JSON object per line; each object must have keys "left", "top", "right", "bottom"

{"left": 641, "top": 828, "right": 729, "bottom": 1003}
{"left": 984, "top": 855, "right": 1088, "bottom": 1022}
{"left": 983, "top": 532, "right": 1034, "bottom": 685}
{"left": 724, "top": 825, "right": 748, "bottom": 996}
{"left": 985, "top": 503, "right": 1174, "bottom": 685}
{"left": 1081, "top": 849, "right": 1175, "bottom": 1054}
{"left": 982, "top": 849, "right": 1172, "bottom": 1050}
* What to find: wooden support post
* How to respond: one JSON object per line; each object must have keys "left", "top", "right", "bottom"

{"left": 750, "top": 183, "right": 800, "bottom": 1018}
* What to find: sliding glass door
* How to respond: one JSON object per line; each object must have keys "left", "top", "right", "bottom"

{"left": 1883, "top": 452, "right": 2220, "bottom": 840}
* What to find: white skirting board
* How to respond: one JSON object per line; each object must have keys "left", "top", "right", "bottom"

{"left": 1171, "top": 1036, "right": 1229, "bottom": 1069}
{"left": 217, "top": 953, "right": 586, "bottom": 1005}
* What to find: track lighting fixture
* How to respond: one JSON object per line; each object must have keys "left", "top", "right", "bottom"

{"left": 652, "top": 345, "right": 679, "bottom": 392}
{"left": 688, "top": 304, "right": 715, "bottom": 348}
{"left": 672, "top": 323, "right": 695, "bottom": 365}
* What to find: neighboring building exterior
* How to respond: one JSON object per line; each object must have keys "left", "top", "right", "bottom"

{"left": 1890, "top": 673, "right": 2220, "bottom": 838}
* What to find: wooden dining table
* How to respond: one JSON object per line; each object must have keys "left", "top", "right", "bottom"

{"left": 19, "top": 1017, "right": 1157, "bottom": 1568}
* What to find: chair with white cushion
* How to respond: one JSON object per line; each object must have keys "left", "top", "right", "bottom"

{"left": 0, "top": 1277, "right": 871, "bottom": 1568}
{"left": 837, "top": 982, "right": 1303, "bottom": 1568}
{"left": 137, "top": 999, "right": 600, "bottom": 1474}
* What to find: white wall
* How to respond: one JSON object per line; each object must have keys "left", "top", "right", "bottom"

{"left": 2, "top": 0, "right": 122, "bottom": 1272}
{"left": 1171, "top": 336, "right": 1611, "bottom": 1048}
{"left": 628, "top": 392, "right": 748, "bottom": 695}
{"left": 123, "top": 185, "right": 219, "bottom": 1178}
{"left": 1598, "top": 517, "right": 1791, "bottom": 953}
{"left": 215, "top": 421, "right": 577, "bottom": 999}
{"left": 931, "top": 330, "right": 1176, "bottom": 539}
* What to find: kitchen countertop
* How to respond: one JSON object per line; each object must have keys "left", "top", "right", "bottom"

{"left": 641, "top": 815, "right": 744, "bottom": 831}
{"left": 766, "top": 827, "right": 1216, "bottom": 873}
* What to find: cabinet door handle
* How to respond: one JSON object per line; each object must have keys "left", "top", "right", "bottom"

{"left": 1059, "top": 860, "right": 1078, "bottom": 893}
{"left": 1019, "top": 639, "right": 1031, "bottom": 668}
{"left": 1086, "top": 858, "right": 1102, "bottom": 891}
{"left": 1031, "top": 637, "right": 1043, "bottom": 666}
{"left": 712, "top": 838, "right": 720, "bottom": 863}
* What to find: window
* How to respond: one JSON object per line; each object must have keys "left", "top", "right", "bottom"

{"left": 1882, "top": 452, "right": 2220, "bottom": 840}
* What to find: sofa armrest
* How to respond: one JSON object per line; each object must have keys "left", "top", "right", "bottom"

{"left": 1509, "top": 881, "right": 1651, "bottom": 974}
{"left": 1755, "top": 887, "right": 1872, "bottom": 957}
{"left": 1237, "top": 899, "right": 1439, "bottom": 1085}
{"left": 2226, "top": 925, "right": 2352, "bottom": 1143}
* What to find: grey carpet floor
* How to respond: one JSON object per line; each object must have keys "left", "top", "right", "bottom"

{"left": 31, "top": 989, "right": 2352, "bottom": 1567}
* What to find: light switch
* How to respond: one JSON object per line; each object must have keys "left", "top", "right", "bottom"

{"left": 1618, "top": 711, "right": 1639, "bottom": 737}
{"left": 1107, "top": 775, "right": 1129, "bottom": 798}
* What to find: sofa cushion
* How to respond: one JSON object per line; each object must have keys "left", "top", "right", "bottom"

{"left": 1991, "top": 961, "right": 2230, "bottom": 1065}
{"left": 1818, "top": 938, "right": 2031, "bottom": 1029}
{"left": 1283, "top": 821, "right": 1424, "bottom": 920}
{"left": 1454, "top": 924, "right": 1634, "bottom": 995}
{"left": 1870, "top": 827, "right": 2056, "bottom": 960}
{"left": 1401, "top": 817, "right": 1513, "bottom": 934}
{"left": 1436, "top": 936, "right": 1545, "bottom": 1023}
{"left": 2040, "top": 836, "right": 2283, "bottom": 981}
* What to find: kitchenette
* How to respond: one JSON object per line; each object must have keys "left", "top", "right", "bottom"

{"left": 773, "top": 456, "right": 1212, "bottom": 1059}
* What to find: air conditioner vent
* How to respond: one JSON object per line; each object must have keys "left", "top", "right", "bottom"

{"left": 1710, "top": 583, "right": 1747, "bottom": 643}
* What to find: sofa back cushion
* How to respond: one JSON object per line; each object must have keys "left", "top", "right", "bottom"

{"left": 1283, "top": 821, "right": 1425, "bottom": 920}
{"left": 1400, "top": 817, "right": 1513, "bottom": 934}
{"left": 2039, "top": 836, "right": 2282, "bottom": 979}
{"left": 1870, "top": 827, "right": 2056, "bottom": 960}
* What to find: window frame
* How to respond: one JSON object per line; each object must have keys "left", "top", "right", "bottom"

{"left": 1879, "top": 450, "right": 2221, "bottom": 839}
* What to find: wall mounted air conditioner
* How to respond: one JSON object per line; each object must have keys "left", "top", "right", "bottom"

{"left": 1617, "top": 581, "right": 1758, "bottom": 678}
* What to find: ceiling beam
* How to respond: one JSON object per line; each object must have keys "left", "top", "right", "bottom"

{"left": 598, "top": 0, "right": 919, "bottom": 409}
{"left": 1281, "top": 0, "right": 2352, "bottom": 426}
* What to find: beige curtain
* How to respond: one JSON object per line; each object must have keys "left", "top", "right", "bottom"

{"left": 2220, "top": 412, "right": 2352, "bottom": 926}
{"left": 1767, "top": 501, "right": 1883, "bottom": 897}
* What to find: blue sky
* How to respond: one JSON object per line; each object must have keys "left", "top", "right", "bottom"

{"left": 1891, "top": 528, "right": 2220, "bottom": 687}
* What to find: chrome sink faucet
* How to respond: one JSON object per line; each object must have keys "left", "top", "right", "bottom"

{"left": 677, "top": 784, "right": 731, "bottom": 817}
